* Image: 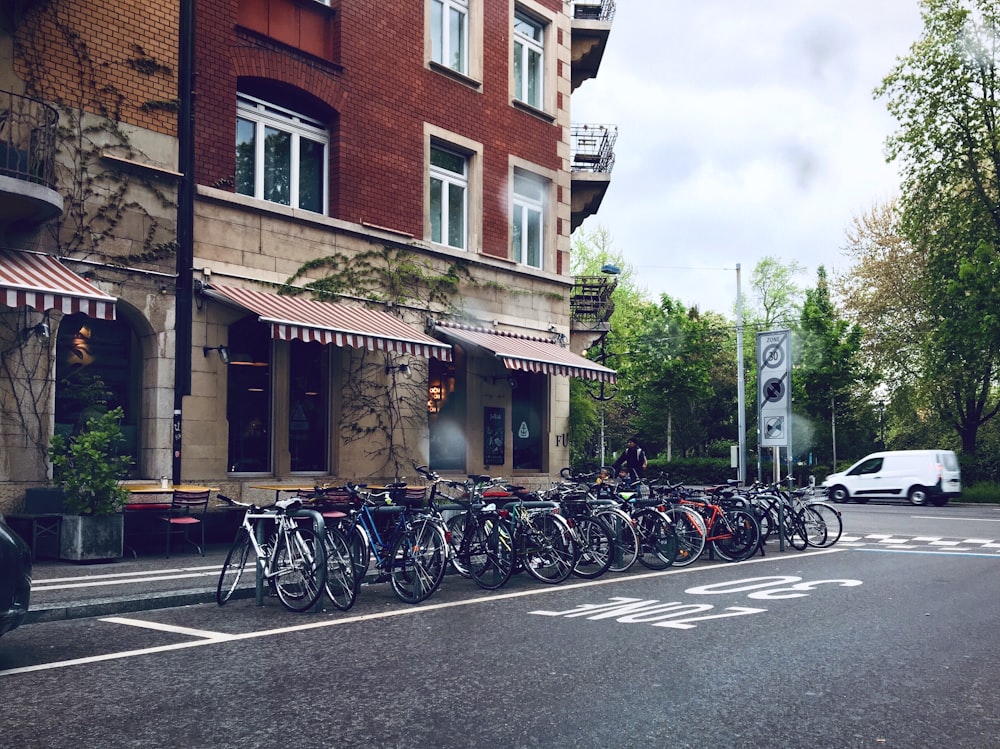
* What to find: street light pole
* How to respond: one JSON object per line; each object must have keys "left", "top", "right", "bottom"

{"left": 736, "top": 264, "right": 747, "bottom": 486}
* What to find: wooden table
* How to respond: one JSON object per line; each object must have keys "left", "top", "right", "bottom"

{"left": 248, "top": 484, "right": 324, "bottom": 503}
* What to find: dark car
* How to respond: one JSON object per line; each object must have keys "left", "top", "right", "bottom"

{"left": 0, "top": 519, "right": 32, "bottom": 637}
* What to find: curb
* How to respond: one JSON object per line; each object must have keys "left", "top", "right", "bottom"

{"left": 24, "top": 586, "right": 257, "bottom": 625}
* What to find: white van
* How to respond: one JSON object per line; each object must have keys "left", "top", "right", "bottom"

{"left": 822, "top": 449, "right": 962, "bottom": 506}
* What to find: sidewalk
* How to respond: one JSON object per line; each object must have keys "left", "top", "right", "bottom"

{"left": 25, "top": 543, "right": 244, "bottom": 625}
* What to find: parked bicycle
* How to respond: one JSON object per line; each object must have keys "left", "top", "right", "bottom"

{"left": 215, "top": 494, "right": 329, "bottom": 612}
{"left": 653, "top": 480, "right": 760, "bottom": 563}
{"left": 415, "top": 466, "right": 512, "bottom": 589}
{"left": 331, "top": 482, "right": 449, "bottom": 604}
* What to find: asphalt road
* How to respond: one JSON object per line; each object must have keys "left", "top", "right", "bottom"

{"left": 2, "top": 502, "right": 998, "bottom": 749}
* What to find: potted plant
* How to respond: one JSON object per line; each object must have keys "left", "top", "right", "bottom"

{"left": 49, "top": 406, "right": 132, "bottom": 562}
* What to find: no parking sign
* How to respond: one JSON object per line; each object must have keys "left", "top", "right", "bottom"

{"left": 757, "top": 330, "right": 790, "bottom": 448}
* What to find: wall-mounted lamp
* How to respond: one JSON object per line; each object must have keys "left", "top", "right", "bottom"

{"left": 203, "top": 345, "right": 230, "bottom": 364}
{"left": 20, "top": 321, "right": 49, "bottom": 342}
{"left": 386, "top": 363, "right": 411, "bottom": 378}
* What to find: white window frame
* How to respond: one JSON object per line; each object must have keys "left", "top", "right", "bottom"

{"left": 429, "top": 143, "right": 469, "bottom": 251}
{"left": 513, "top": 10, "right": 544, "bottom": 110}
{"left": 235, "top": 94, "right": 329, "bottom": 214}
{"left": 511, "top": 171, "right": 545, "bottom": 269}
{"left": 430, "top": 0, "right": 469, "bottom": 75}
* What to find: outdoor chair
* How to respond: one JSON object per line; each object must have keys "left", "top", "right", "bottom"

{"left": 160, "top": 489, "right": 210, "bottom": 556}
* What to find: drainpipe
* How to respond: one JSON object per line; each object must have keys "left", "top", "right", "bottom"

{"left": 173, "top": 0, "right": 195, "bottom": 483}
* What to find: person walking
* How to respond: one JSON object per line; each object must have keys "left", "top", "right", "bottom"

{"left": 613, "top": 435, "right": 647, "bottom": 480}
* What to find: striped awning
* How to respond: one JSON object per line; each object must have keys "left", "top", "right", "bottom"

{"left": 0, "top": 249, "right": 117, "bottom": 320}
{"left": 205, "top": 284, "right": 452, "bottom": 361}
{"left": 434, "top": 321, "right": 617, "bottom": 383}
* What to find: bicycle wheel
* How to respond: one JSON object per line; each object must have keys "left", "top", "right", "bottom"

{"left": 389, "top": 517, "right": 447, "bottom": 603}
{"left": 634, "top": 509, "right": 678, "bottom": 570}
{"left": 345, "top": 524, "right": 371, "bottom": 592}
{"left": 520, "top": 512, "right": 576, "bottom": 584}
{"left": 751, "top": 497, "right": 779, "bottom": 542}
{"left": 596, "top": 509, "right": 639, "bottom": 572}
{"left": 782, "top": 507, "right": 809, "bottom": 551}
{"left": 571, "top": 516, "right": 615, "bottom": 579}
{"left": 216, "top": 528, "right": 253, "bottom": 605}
{"left": 711, "top": 509, "right": 761, "bottom": 562}
{"left": 803, "top": 501, "right": 843, "bottom": 547}
{"left": 445, "top": 512, "right": 474, "bottom": 577}
{"left": 469, "top": 514, "right": 515, "bottom": 590}
{"left": 323, "top": 527, "right": 357, "bottom": 611}
{"left": 663, "top": 506, "right": 706, "bottom": 567}
{"left": 273, "top": 526, "right": 327, "bottom": 612}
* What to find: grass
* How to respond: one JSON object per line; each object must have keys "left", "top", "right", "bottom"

{"left": 959, "top": 482, "right": 1000, "bottom": 504}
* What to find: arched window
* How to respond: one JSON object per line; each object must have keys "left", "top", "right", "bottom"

{"left": 54, "top": 313, "right": 140, "bottom": 472}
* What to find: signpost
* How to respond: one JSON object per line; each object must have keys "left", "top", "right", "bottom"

{"left": 757, "top": 329, "right": 792, "bottom": 550}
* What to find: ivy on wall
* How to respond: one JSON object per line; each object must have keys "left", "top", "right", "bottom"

{"left": 282, "top": 246, "right": 478, "bottom": 479}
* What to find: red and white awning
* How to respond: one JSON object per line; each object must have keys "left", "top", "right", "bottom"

{"left": 0, "top": 249, "right": 117, "bottom": 320}
{"left": 433, "top": 321, "right": 616, "bottom": 383}
{"left": 206, "top": 284, "right": 452, "bottom": 361}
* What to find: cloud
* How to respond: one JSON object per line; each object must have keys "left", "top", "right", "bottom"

{"left": 571, "top": 0, "right": 924, "bottom": 313}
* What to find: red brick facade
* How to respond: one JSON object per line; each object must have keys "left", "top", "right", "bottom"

{"left": 194, "top": 0, "right": 566, "bottom": 260}
{"left": 14, "top": 0, "right": 179, "bottom": 136}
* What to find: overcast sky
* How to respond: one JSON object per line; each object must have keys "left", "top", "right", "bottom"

{"left": 570, "top": 0, "right": 926, "bottom": 315}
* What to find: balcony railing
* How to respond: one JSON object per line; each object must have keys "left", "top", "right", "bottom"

{"left": 573, "top": 0, "right": 617, "bottom": 22}
{"left": 570, "top": 274, "right": 617, "bottom": 324}
{"left": 570, "top": 124, "right": 617, "bottom": 174}
{"left": 0, "top": 89, "right": 58, "bottom": 189}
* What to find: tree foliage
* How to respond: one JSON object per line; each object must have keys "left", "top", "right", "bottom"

{"left": 875, "top": 0, "right": 1000, "bottom": 454}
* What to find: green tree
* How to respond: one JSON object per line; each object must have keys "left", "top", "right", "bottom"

{"left": 743, "top": 256, "right": 805, "bottom": 329}
{"left": 569, "top": 226, "right": 649, "bottom": 467}
{"left": 627, "top": 296, "right": 734, "bottom": 461}
{"left": 794, "top": 267, "right": 867, "bottom": 464}
{"left": 875, "top": 0, "right": 1000, "bottom": 454}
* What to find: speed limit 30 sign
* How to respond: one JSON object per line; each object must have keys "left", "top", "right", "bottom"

{"left": 757, "top": 330, "right": 790, "bottom": 447}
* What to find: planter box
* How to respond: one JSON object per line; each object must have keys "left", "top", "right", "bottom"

{"left": 60, "top": 513, "right": 124, "bottom": 562}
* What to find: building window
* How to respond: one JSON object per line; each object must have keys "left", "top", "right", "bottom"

{"left": 512, "top": 171, "right": 545, "bottom": 269}
{"left": 430, "top": 143, "right": 468, "bottom": 250}
{"left": 55, "top": 314, "right": 140, "bottom": 475}
{"left": 512, "top": 370, "right": 545, "bottom": 471}
{"left": 289, "top": 340, "right": 329, "bottom": 473}
{"left": 431, "top": 0, "right": 468, "bottom": 74}
{"left": 235, "top": 94, "right": 328, "bottom": 214}
{"left": 226, "top": 318, "right": 272, "bottom": 474}
{"left": 513, "top": 10, "right": 544, "bottom": 109}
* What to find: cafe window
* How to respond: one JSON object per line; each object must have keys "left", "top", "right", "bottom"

{"left": 226, "top": 318, "right": 272, "bottom": 473}
{"left": 289, "top": 339, "right": 329, "bottom": 473}
{"left": 54, "top": 313, "right": 140, "bottom": 473}
{"left": 428, "top": 351, "right": 466, "bottom": 471}
{"left": 511, "top": 369, "right": 545, "bottom": 470}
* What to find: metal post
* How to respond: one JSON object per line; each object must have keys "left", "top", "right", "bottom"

{"left": 735, "top": 264, "right": 747, "bottom": 486}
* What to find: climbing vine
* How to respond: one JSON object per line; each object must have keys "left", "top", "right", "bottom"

{"left": 283, "top": 246, "right": 477, "bottom": 478}
{"left": 0, "top": 310, "right": 52, "bottom": 466}
{"left": 4, "top": 2, "right": 179, "bottom": 469}
{"left": 14, "top": 4, "right": 179, "bottom": 266}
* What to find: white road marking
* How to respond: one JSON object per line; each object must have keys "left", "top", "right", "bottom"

{"left": 100, "top": 617, "right": 228, "bottom": 640}
{"left": 0, "top": 548, "right": 846, "bottom": 677}
{"left": 32, "top": 571, "right": 221, "bottom": 591}
{"left": 34, "top": 565, "right": 221, "bottom": 585}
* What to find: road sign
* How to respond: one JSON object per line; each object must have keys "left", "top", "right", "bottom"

{"left": 757, "top": 330, "right": 791, "bottom": 447}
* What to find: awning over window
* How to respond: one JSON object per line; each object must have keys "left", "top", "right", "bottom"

{"left": 433, "top": 321, "right": 617, "bottom": 383}
{"left": 205, "top": 284, "right": 452, "bottom": 361}
{"left": 0, "top": 249, "right": 117, "bottom": 320}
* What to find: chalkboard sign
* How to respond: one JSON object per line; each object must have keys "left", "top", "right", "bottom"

{"left": 484, "top": 407, "right": 505, "bottom": 465}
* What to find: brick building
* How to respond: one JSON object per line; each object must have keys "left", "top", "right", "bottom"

{"left": 0, "top": 0, "right": 617, "bottom": 514}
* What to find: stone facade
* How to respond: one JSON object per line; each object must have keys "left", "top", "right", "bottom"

{"left": 0, "top": 0, "right": 603, "bottom": 513}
